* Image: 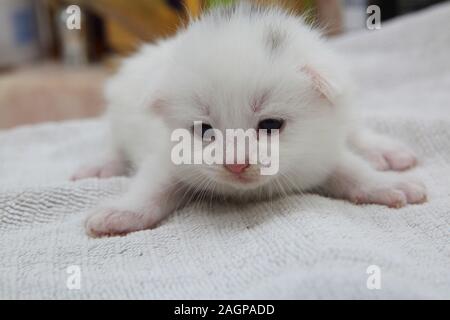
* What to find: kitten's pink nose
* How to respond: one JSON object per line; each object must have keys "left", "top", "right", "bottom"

{"left": 224, "top": 164, "right": 249, "bottom": 174}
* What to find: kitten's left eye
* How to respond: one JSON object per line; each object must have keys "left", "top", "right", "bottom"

{"left": 258, "top": 119, "right": 284, "bottom": 134}
{"left": 201, "top": 123, "right": 213, "bottom": 138}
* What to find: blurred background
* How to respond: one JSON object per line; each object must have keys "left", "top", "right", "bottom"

{"left": 0, "top": 0, "right": 448, "bottom": 129}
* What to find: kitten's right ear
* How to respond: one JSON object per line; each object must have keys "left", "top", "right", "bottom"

{"left": 149, "top": 98, "right": 167, "bottom": 116}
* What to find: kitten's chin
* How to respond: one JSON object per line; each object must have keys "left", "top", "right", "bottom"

{"left": 217, "top": 174, "right": 271, "bottom": 192}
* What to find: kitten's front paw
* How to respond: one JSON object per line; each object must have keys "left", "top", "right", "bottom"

{"left": 85, "top": 208, "right": 157, "bottom": 238}
{"left": 348, "top": 180, "right": 427, "bottom": 208}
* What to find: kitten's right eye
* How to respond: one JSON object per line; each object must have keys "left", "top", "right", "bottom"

{"left": 192, "top": 123, "right": 213, "bottom": 139}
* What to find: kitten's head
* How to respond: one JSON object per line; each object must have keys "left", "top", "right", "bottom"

{"left": 150, "top": 6, "right": 350, "bottom": 195}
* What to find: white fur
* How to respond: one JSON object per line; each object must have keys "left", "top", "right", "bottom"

{"left": 75, "top": 3, "right": 426, "bottom": 237}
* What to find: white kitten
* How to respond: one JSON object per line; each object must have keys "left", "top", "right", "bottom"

{"left": 73, "top": 3, "right": 427, "bottom": 237}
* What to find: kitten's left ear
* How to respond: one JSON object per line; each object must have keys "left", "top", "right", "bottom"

{"left": 300, "top": 65, "right": 341, "bottom": 105}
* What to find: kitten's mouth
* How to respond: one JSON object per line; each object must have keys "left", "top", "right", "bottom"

{"left": 222, "top": 173, "right": 262, "bottom": 186}
{"left": 231, "top": 175, "right": 255, "bottom": 183}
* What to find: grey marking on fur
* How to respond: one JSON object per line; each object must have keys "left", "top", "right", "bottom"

{"left": 265, "top": 26, "right": 287, "bottom": 53}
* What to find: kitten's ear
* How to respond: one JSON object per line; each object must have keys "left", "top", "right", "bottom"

{"left": 300, "top": 65, "right": 341, "bottom": 105}
{"left": 149, "top": 98, "right": 167, "bottom": 116}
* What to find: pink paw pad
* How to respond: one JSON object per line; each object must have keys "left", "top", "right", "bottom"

{"left": 383, "top": 151, "right": 418, "bottom": 171}
{"left": 349, "top": 181, "right": 427, "bottom": 208}
{"left": 395, "top": 181, "right": 427, "bottom": 204}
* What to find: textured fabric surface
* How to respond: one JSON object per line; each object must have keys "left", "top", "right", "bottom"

{"left": 1, "top": 4, "right": 450, "bottom": 299}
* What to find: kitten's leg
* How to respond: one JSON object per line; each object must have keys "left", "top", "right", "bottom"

{"left": 348, "top": 129, "right": 417, "bottom": 171}
{"left": 85, "top": 158, "right": 184, "bottom": 237}
{"left": 322, "top": 150, "right": 427, "bottom": 208}
{"left": 71, "top": 152, "right": 128, "bottom": 181}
